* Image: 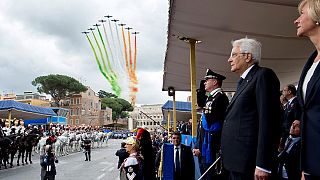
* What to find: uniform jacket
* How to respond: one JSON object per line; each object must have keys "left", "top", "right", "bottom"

{"left": 40, "top": 154, "right": 57, "bottom": 179}
{"left": 221, "top": 65, "right": 282, "bottom": 173}
{"left": 120, "top": 154, "right": 143, "bottom": 180}
{"left": 297, "top": 50, "right": 320, "bottom": 176}
{"left": 83, "top": 139, "right": 91, "bottom": 150}
{"left": 195, "top": 90, "right": 229, "bottom": 162}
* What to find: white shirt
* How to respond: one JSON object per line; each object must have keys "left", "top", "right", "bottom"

{"left": 209, "top": 88, "right": 222, "bottom": 97}
{"left": 287, "top": 97, "right": 296, "bottom": 108}
{"left": 173, "top": 145, "right": 181, "bottom": 169}
{"left": 240, "top": 64, "right": 255, "bottom": 79}
{"left": 287, "top": 97, "right": 296, "bottom": 105}
{"left": 302, "top": 60, "right": 320, "bottom": 102}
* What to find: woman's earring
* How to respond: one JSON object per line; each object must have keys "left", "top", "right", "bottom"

{"left": 316, "top": 22, "right": 319, "bottom": 25}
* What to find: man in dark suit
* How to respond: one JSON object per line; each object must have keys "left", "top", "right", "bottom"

{"left": 172, "top": 131, "right": 195, "bottom": 180}
{"left": 115, "top": 142, "right": 129, "bottom": 169}
{"left": 155, "top": 131, "right": 195, "bottom": 180}
{"left": 221, "top": 37, "right": 282, "bottom": 180}
{"left": 193, "top": 69, "right": 229, "bottom": 180}
{"left": 279, "top": 84, "right": 301, "bottom": 152}
{"left": 278, "top": 120, "right": 301, "bottom": 180}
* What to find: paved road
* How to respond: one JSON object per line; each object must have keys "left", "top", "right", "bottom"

{"left": 0, "top": 139, "right": 123, "bottom": 180}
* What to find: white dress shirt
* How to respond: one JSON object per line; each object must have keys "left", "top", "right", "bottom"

{"left": 240, "top": 64, "right": 255, "bottom": 79}
{"left": 302, "top": 60, "right": 320, "bottom": 102}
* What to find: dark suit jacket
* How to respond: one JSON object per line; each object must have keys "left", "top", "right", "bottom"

{"left": 296, "top": 50, "right": 320, "bottom": 176}
{"left": 155, "top": 144, "right": 195, "bottom": 180}
{"left": 281, "top": 97, "right": 301, "bottom": 146}
{"left": 221, "top": 65, "right": 282, "bottom": 173}
{"left": 175, "top": 144, "right": 195, "bottom": 180}
{"left": 115, "top": 148, "right": 129, "bottom": 169}
{"left": 278, "top": 137, "right": 301, "bottom": 180}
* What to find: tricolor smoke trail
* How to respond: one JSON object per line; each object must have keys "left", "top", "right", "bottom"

{"left": 83, "top": 15, "right": 139, "bottom": 105}
{"left": 84, "top": 27, "right": 121, "bottom": 97}
{"left": 121, "top": 25, "right": 129, "bottom": 72}
{"left": 122, "top": 28, "right": 139, "bottom": 105}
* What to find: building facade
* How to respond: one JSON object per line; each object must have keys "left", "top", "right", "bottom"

{"left": 60, "top": 87, "right": 112, "bottom": 127}
{"left": 130, "top": 104, "right": 163, "bottom": 132}
{"left": 0, "top": 93, "right": 16, "bottom": 100}
{"left": 15, "top": 92, "right": 51, "bottom": 107}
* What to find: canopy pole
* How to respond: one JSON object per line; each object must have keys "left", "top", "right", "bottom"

{"left": 167, "top": 111, "right": 171, "bottom": 135}
{"left": 173, "top": 94, "right": 177, "bottom": 132}
{"left": 189, "top": 39, "right": 197, "bottom": 137}
{"left": 8, "top": 109, "right": 12, "bottom": 127}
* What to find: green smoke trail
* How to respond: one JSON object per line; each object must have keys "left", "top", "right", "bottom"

{"left": 85, "top": 32, "right": 121, "bottom": 96}
{"left": 91, "top": 29, "right": 110, "bottom": 76}
{"left": 96, "top": 25, "right": 122, "bottom": 96}
{"left": 85, "top": 34, "right": 111, "bottom": 82}
{"left": 96, "top": 25, "right": 114, "bottom": 75}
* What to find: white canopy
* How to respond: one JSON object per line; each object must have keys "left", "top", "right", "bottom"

{"left": 163, "top": 0, "right": 314, "bottom": 91}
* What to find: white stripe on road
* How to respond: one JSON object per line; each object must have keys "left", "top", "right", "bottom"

{"left": 97, "top": 173, "right": 106, "bottom": 180}
{"left": 99, "top": 161, "right": 113, "bottom": 165}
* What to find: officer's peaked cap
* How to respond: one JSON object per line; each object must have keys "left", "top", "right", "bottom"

{"left": 204, "top": 69, "right": 226, "bottom": 81}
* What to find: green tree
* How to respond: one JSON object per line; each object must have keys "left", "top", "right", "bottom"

{"left": 32, "top": 74, "right": 87, "bottom": 106}
{"left": 101, "top": 97, "right": 133, "bottom": 124}
{"left": 97, "top": 90, "right": 117, "bottom": 98}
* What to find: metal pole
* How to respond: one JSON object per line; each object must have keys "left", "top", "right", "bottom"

{"left": 173, "top": 94, "right": 177, "bottom": 131}
{"left": 139, "top": 111, "right": 167, "bottom": 130}
{"left": 167, "top": 111, "right": 171, "bottom": 135}
{"left": 197, "top": 156, "right": 221, "bottom": 180}
{"left": 189, "top": 39, "right": 197, "bottom": 137}
{"left": 8, "top": 109, "right": 12, "bottom": 127}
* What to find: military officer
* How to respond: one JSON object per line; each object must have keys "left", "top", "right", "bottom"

{"left": 193, "top": 69, "right": 229, "bottom": 180}
{"left": 83, "top": 137, "right": 92, "bottom": 161}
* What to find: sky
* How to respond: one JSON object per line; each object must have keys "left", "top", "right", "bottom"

{"left": 0, "top": 0, "right": 190, "bottom": 105}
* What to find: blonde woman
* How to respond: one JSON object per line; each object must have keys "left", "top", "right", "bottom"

{"left": 294, "top": 0, "right": 320, "bottom": 179}
{"left": 120, "top": 136, "right": 143, "bottom": 180}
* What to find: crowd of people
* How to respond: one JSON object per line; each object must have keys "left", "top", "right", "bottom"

{"left": 115, "top": 128, "right": 194, "bottom": 180}
{"left": 116, "top": 1, "right": 320, "bottom": 179}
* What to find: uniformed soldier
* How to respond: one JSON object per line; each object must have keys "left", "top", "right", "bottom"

{"left": 40, "top": 145, "right": 58, "bottom": 180}
{"left": 83, "top": 137, "right": 92, "bottom": 161}
{"left": 193, "top": 68, "right": 229, "bottom": 180}
{"left": 120, "top": 136, "right": 143, "bottom": 180}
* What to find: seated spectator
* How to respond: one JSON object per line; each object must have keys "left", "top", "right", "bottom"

{"left": 277, "top": 120, "right": 301, "bottom": 180}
